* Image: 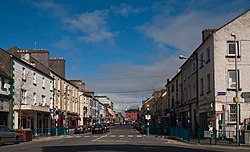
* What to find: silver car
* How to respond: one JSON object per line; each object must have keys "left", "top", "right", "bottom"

{"left": 0, "top": 125, "right": 19, "bottom": 146}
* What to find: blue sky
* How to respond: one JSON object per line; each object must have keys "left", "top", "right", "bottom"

{"left": 1, "top": 0, "right": 250, "bottom": 112}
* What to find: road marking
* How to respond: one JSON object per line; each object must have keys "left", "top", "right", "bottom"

{"left": 128, "top": 135, "right": 133, "bottom": 138}
{"left": 137, "top": 135, "right": 142, "bottom": 137}
{"left": 119, "top": 135, "right": 125, "bottom": 138}
{"left": 65, "top": 136, "right": 73, "bottom": 138}
{"left": 92, "top": 133, "right": 111, "bottom": 142}
{"left": 110, "top": 135, "right": 116, "bottom": 138}
{"left": 93, "top": 135, "right": 99, "bottom": 137}
{"left": 84, "top": 136, "right": 90, "bottom": 137}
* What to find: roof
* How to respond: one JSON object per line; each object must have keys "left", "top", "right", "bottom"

{"left": 0, "top": 69, "right": 11, "bottom": 79}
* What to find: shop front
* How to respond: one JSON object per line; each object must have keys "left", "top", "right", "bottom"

{"left": 0, "top": 94, "right": 11, "bottom": 127}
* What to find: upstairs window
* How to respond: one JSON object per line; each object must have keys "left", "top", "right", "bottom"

{"left": 33, "top": 72, "right": 36, "bottom": 85}
{"left": 22, "top": 67, "right": 26, "bottom": 80}
{"left": 207, "top": 73, "right": 211, "bottom": 92}
{"left": 206, "top": 47, "right": 211, "bottom": 63}
{"left": 200, "top": 78, "right": 204, "bottom": 95}
{"left": 21, "top": 89, "right": 27, "bottom": 104}
{"left": 228, "top": 70, "right": 240, "bottom": 89}
{"left": 33, "top": 92, "right": 37, "bottom": 105}
{"left": 200, "top": 54, "right": 204, "bottom": 68}
{"left": 1, "top": 78, "right": 5, "bottom": 89}
{"left": 42, "top": 77, "right": 45, "bottom": 88}
{"left": 227, "top": 41, "right": 239, "bottom": 57}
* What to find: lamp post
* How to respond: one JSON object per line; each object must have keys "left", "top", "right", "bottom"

{"left": 231, "top": 32, "right": 240, "bottom": 146}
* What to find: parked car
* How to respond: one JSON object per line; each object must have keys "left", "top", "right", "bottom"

{"left": 92, "top": 124, "right": 105, "bottom": 134}
{"left": 0, "top": 125, "right": 19, "bottom": 146}
{"left": 102, "top": 123, "right": 109, "bottom": 132}
{"left": 87, "top": 125, "right": 93, "bottom": 132}
{"left": 74, "top": 125, "right": 87, "bottom": 134}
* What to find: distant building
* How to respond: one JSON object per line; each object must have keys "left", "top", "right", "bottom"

{"left": 125, "top": 109, "right": 138, "bottom": 122}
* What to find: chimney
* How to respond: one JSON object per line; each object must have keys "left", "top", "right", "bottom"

{"left": 49, "top": 58, "right": 66, "bottom": 78}
{"left": 202, "top": 29, "right": 217, "bottom": 42}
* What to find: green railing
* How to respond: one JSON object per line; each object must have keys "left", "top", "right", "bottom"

{"left": 32, "top": 128, "right": 69, "bottom": 137}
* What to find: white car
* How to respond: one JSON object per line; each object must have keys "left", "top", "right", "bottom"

{"left": 0, "top": 125, "right": 19, "bottom": 146}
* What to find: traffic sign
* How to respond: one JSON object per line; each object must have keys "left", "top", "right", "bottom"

{"left": 241, "top": 92, "right": 250, "bottom": 98}
{"left": 145, "top": 115, "right": 151, "bottom": 120}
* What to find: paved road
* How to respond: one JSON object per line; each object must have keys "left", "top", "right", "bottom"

{"left": 1, "top": 125, "right": 249, "bottom": 152}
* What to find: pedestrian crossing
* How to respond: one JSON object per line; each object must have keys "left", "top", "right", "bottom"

{"left": 82, "top": 134, "right": 143, "bottom": 138}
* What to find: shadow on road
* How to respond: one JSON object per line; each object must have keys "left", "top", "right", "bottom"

{"left": 41, "top": 144, "right": 221, "bottom": 152}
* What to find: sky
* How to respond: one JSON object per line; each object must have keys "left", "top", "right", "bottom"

{"left": 1, "top": 0, "right": 250, "bottom": 113}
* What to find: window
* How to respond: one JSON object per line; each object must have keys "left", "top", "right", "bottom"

{"left": 200, "top": 54, "right": 204, "bottom": 68}
{"left": 228, "top": 41, "right": 239, "bottom": 56}
{"left": 192, "top": 62, "right": 196, "bottom": 72}
{"left": 42, "top": 95, "right": 46, "bottom": 106}
{"left": 21, "top": 89, "right": 27, "bottom": 104}
{"left": 206, "top": 47, "right": 211, "bottom": 63}
{"left": 207, "top": 73, "right": 211, "bottom": 93}
{"left": 57, "top": 79, "right": 60, "bottom": 90}
{"left": 1, "top": 78, "right": 5, "bottom": 89}
{"left": 200, "top": 78, "right": 204, "bottom": 95}
{"left": 193, "top": 83, "right": 196, "bottom": 97}
{"left": 42, "top": 77, "right": 45, "bottom": 88}
{"left": 33, "top": 92, "right": 36, "bottom": 105}
{"left": 175, "top": 79, "right": 178, "bottom": 91}
{"left": 171, "top": 84, "right": 174, "bottom": 93}
{"left": 22, "top": 67, "right": 26, "bottom": 80}
{"left": 228, "top": 70, "right": 240, "bottom": 89}
{"left": 188, "top": 85, "right": 191, "bottom": 100}
{"left": 50, "top": 81, "right": 53, "bottom": 91}
{"left": 229, "top": 104, "right": 236, "bottom": 122}
{"left": 33, "top": 72, "right": 36, "bottom": 84}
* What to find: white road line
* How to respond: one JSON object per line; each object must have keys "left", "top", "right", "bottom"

{"left": 92, "top": 133, "right": 111, "bottom": 141}
{"left": 110, "top": 135, "right": 116, "bottom": 138}
{"left": 137, "top": 135, "right": 142, "bottom": 137}
{"left": 128, "top": 135, "right": 133, "bottom": 138}
{"left": 93, "top": 135, "right": 99, "bottom": 137}
{"left": 84, "top": 136, "right": 90, "bottom": 137}
{"left": 119, "top": 135, "right": 125, "bottom": 138}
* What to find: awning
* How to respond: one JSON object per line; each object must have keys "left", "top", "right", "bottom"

{"left": 107, "top": 108, "right": 115, "bottom": 116}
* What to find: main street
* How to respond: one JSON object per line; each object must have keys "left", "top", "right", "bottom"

{"left": 1, "top": 125, "right": 249, "bottom": 152}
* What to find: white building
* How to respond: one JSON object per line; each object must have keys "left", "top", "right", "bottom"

{"left": 12, "top": 55, "right": 54, "bottom": 135}
{"left": 178, "top": 10, "right": 250, "bottom": 134}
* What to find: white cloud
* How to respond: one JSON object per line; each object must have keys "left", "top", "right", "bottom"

{"left": 110, "top": 3, "right": 145, "bottom": 16}
{"left": 65, "top": 10, "right": 116, "bottom": 43}
{"left": 137, "top": 1, "right": 241, "bottom": 52}
{"left": 31, "top": 1, "right": 116, "bottom": 44}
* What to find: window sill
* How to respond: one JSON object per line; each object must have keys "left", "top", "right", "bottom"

{"left": 227, "top": 88, "right": 242, "bottom": 91}
{"left": 225, "top": 55, "right": 241, "bottom": 58}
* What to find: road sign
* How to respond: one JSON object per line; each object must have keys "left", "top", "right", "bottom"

{"left": 241, "top": 92, "right": 250, "bottom": 98}
{"left": 217, "top": 92, "right": 226, "bottom": 96}
{"left": 145, "top": 115, "right": 151, "bottom": 120}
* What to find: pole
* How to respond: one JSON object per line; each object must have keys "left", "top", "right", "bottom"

{"left": 147, "top": 120, "right": 149, "bottom": 136}
{"left": 233, "top": 33, "right": 240, "bottom": 146}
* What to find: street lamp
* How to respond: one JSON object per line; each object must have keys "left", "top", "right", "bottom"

{"left": 231, "top": 32, "right": 240, "bottom": 146}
